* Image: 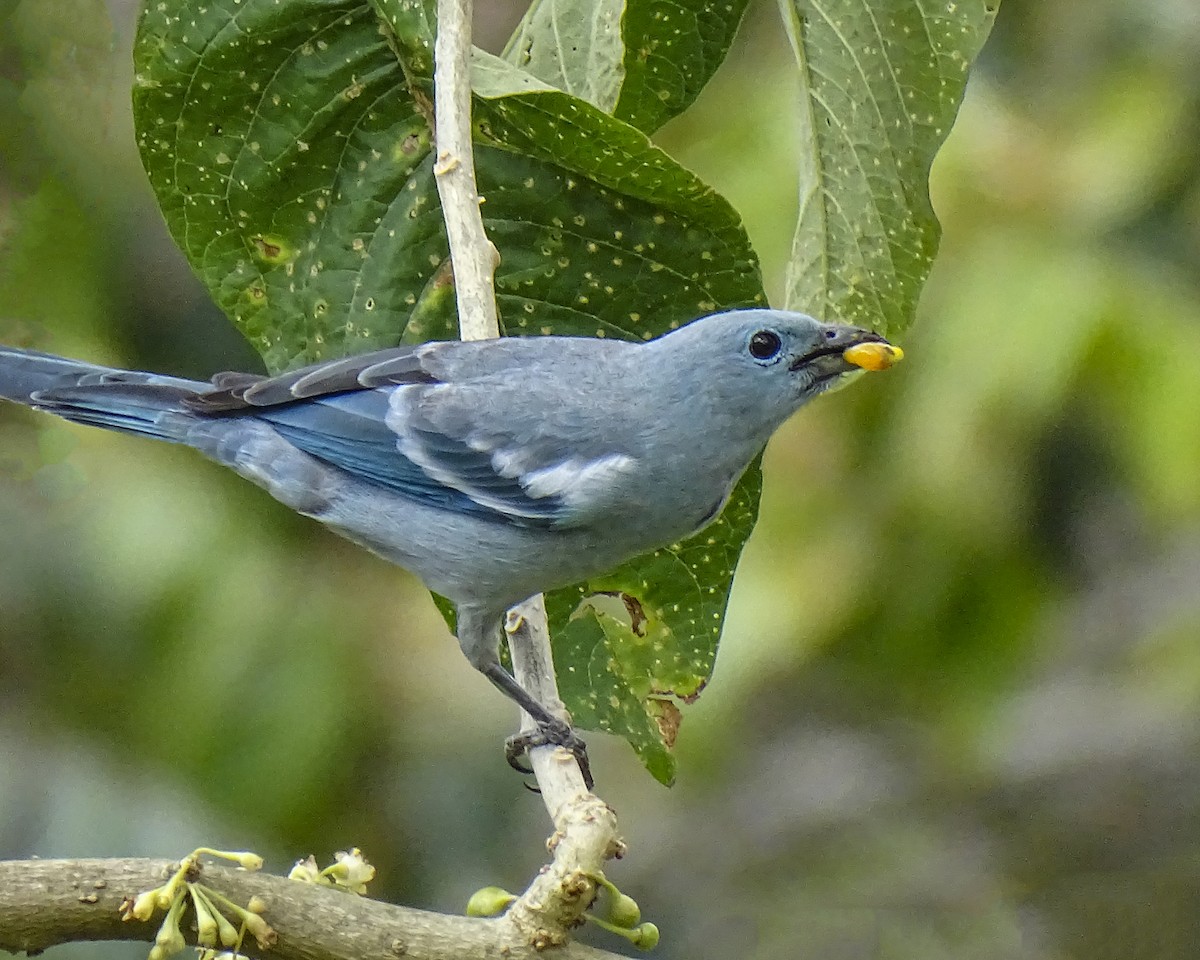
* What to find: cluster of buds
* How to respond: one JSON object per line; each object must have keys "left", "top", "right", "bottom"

{"left": 119, "top": 848, "right": 274, "bottom": 960}
{"left": 465, "top": 872, "right": 659, "bottom": 950}
{"left": 582, "top": 873, "right": 659, "bottom": 949}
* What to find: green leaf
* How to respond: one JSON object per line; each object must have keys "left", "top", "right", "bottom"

{"left": 470, "top": 49, "right": 732, "bottom": 229}
{"left": 780, "top": 0, "right": 999, "bottom": 337}
{"left": 549, "top": 459, "right": 762, "bottom": 783}
{"left": 502, "top": 0, "right": 627, "bottom": 113}
{"left": 133, "top": 0, "right": 428, "bottom": 372}
{"left": 502, "top": 0, "right": 755, "bottom": 134}
{"left": 613, "top": 0, "right": 754, "bottom": 133}
{"left": 133, "top": 0, "right": 765, "bottom": 782}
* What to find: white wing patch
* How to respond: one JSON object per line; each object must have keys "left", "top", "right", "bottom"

{"left": 386, "top": 386, "right": 639, "bottom": 525}
{"left": 520, "top": 453, "right": 638, "bottom": 506}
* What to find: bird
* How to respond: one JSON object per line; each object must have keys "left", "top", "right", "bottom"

{"left": 0, "top": 309, "right": 902, "bottom": 786}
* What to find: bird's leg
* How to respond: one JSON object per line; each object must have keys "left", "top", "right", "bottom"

{"left": 479, "top": 661, "right": 593, "bottom": 788}
{"left": 457, "top": 606, "right": 593, "bottom": 789}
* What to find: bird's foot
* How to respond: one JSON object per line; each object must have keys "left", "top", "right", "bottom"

{"left": 505, "top": 717, "right": 593, "bottom": 789}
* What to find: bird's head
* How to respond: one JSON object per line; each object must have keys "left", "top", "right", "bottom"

{"left": 663, "top": 308, "right": 903, "bottom": 411}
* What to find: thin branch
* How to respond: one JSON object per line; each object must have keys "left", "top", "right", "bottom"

{"left": 432, "top": 0, "right": 499, "bottom": 342}
{"left": 503, "top": 600, "right": 624, "bottom": 943}
{"left": 430, "top": 0, "right": 624, "bottom": 946}
{"left": 0, "top": 858, "right": 628, "bottom": 960}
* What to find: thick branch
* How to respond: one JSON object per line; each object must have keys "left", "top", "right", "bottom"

{"left": 0, "top": 857, "right": 627, "bottom": 960}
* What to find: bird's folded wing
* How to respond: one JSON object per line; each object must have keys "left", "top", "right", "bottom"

{"left": 194, "top": 341, "right": 640, "bottom": 528}
{"left": 385, "top": 381, "right": 640, "bottom": 527}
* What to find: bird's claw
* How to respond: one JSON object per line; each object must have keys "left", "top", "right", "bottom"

{"left": 505, "top": 717, "right": 594, "bottom": 789}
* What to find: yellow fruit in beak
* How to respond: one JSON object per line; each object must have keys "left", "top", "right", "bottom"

{"left": 843, "top": 341, "right": 904, "bottom": 371}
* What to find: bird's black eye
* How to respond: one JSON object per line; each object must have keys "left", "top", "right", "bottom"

{"left": 748, "top": 330, "right": 782, "bottom": 361}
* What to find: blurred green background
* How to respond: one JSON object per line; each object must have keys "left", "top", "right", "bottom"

{"left": 2, "top": 1, "right": 1200, "bottom": 958}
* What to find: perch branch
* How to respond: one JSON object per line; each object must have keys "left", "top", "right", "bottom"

{"left": 430, "top": 0, "right": 623, "bottom": 945}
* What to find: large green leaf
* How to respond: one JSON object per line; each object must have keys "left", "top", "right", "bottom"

{"left": 780, "top": 0, "right": 999, "bottom": 337}
{"left": 133, "top": 0, "right": 765, "bottom": 782}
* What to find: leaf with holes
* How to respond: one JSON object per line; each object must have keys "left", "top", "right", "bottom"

{"left": 780, "top": 0, "right": 998, "bottom": 337}
{"left": 548, "top": 460, "right": 762, "bottom": 783}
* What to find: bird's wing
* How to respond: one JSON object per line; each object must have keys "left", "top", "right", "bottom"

{"left": 189, "top": 340, "right": 642, "bottom": 528}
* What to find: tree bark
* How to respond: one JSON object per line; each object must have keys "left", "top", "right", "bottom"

{"left": 0, "top": 857, "right": 628, "bottom": 959}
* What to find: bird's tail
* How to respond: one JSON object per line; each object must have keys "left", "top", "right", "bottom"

{"left": 0, "top": 345, "right": 209, "bottom": 444}
{"left": 0, "top": 345, "right": 344, "bottom": 518}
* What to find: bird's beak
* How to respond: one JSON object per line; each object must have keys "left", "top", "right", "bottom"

{"left": 790, "top": 325, "right": 904, "bottom": 382}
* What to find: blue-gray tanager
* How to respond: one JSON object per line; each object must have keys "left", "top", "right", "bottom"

{"left": 0, "top": 309, "right": 901, "bottom": 783}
